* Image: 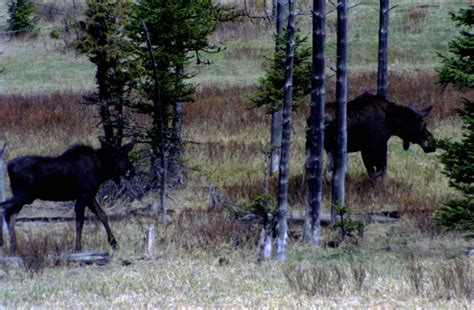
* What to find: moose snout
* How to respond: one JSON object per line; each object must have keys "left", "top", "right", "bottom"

{"left": 124, "top": 168, "right": 135, "bottom": 179}
{"left": 421, "top": 138, "right": 436, "bottom": 153}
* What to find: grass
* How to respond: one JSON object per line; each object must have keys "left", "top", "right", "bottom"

{"left": 0, "top": 38, "right": 95, "bottom": 95}
{"left": 0, "top": 73, "right": 472, "bottom": 307}
{"left": 0, "top": 0, "right": 468, "bottom": 93}
{"left": 0, "top": 215, "right": 471, "bottom": 307}
{"left": 1, "top": 0, "right": 474, "bottom": 307}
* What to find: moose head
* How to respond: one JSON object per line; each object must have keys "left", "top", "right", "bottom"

{"left": 401, "top": 106, "right": 436, "bottom": 153}
{"left": 98, "top": 138, "right": 136, "bottom": 184}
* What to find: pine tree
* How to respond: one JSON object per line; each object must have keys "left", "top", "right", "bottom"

{"left": 437, "top": 6, "right": 474, "bottom": 89}
{"left": 76, "top": 0, "right": 133, "bottom": 146}
{"left": 7, "top": 0, "right": 39, "bottom": 36}
{"left": 250, "top": 32, "right": 312, "bottom": 113}
{"left": 434, "top": 5, "right": 474, "bottom": 232}
{"left": 125, "top": 0, "right": 229, "bottom": 185}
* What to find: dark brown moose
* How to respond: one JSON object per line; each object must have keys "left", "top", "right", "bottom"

{"left": 324, "top": 92, "right": 436, "bottom": 180}
{"left": 0, "top": 140, "right": 135, "bottom": 252}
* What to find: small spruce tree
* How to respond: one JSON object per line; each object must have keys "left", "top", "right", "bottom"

{"left": 251, "top": 32, "right": 312, "bottom": 113}
{"left": 76, "top": 0, "right": 133, "bottom": 147}
{"left": 125, "top": 0, "right": 229, "bottom": 185}
{"left": 7, "top": 0, "right": 39, "bottom": 36}
{"left": 434, "top": 5, "right": 474, "bottom": 232}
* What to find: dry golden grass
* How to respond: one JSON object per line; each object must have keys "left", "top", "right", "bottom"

{"left": 0, "top": 214, "right": 472, "bottom": 308}
{"left": 1, "top": 72, "right": 472, "bottom": 307}
{"left": 1, "top": 1, "right": 473, "bottom": 306}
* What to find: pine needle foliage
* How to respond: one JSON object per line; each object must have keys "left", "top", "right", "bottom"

{"left": 125, "top": 0, "right": 229, "bottom": 149}
{"left": 7, "top": 0, "right": 39, "bottom": 36}
{"left": 76, "top": 0, "right": 133, "bottom": 146}
{"left": 434, "top": 5, "right": 474, "bottom": 232}
{"left": 250, "top": 32, "right": 312, "bottom": 113}
{"left": 437, "top": 5, "right": 474, "bottom": 89}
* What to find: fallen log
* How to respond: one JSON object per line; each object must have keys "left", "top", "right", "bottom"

{"left": 0, "top": 251, "right": 110, "bottom": 266}
{"left": 13, "top": 208, "right": 398, "bottom": 226}
{"left": 14, "top": 207, "right": 176, "bottom": 223}
{"left": 288, "top": 211, "right": 398, "bottom": 225}
{"left": 54, "top": 252, "right": 110, "bottom": 265}
{"left": 0, "top": 256, "right": 23, "bottom": 267}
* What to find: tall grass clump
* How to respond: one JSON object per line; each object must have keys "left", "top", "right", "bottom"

{"left": 167, "top": 208, "right": 258, "bottom": 255}
{"left": 283, "top": 258, "right": 371, "bottom": 297}
{"left": 403, "top": 254, "right": 472, "bottom": 299}
{"left": 14, "top": 230, "right": 72, "bottom": 274}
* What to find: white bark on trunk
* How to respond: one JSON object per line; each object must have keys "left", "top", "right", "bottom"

{"left": 270, "top": 0, "right": 288, "bottom": 174}
{"left": 276, "top": 0, "right": 296, "bottom": 262}
{"left": 304, "top": 0, "right": 326, "bottom": 245}
{"left": 377, "top": 0, "right": 389, "bottom": 98}
{"left": 331, "top": 0, "right": 348, "bottom": 223}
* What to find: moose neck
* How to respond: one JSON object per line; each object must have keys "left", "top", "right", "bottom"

{"left": 387, "top": 105, "right": 412, "bottom": 141}
{"left": 96, "top": 148, "right": 116, "bottom": 182}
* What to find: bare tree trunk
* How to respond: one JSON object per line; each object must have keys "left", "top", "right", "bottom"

{"left": 71, "top": 0, "right": 81, "bottom": 41}
{"left": 208, "top": 184, "right": 217, "bottom": 211}
{"left": 331, "top": 0, "right": 348, "bottom": 224}
{"left": 0, "top": 143, "right": 6, "bottom": 243}
{"left": 145, "top": 224, "right": 155, "bottom": 257}
{"left": 114, "top": 102, "right": 125, "bottom": 146}
{"left": 141, "top": 19, "right": 168, "bottom": 226}
{"left": 257, "top": 153, "right": 272, "bottom": 260}
{"left": 270, "top": 0, "right": 287, "bottom": 174}
{"left": 304, "top": 0, "right": 326, "bottom": 245}
{"left": 377, "top": 0, "right": 389, "bottom": 98}
{"left": 169, "top": 63, "right": 185, "bottom": 186}
{"left": 276, "top": 0, "right": 296, "bottom": 262}
{"left": 0, "top": 143, "right": 5, "bottom": 203}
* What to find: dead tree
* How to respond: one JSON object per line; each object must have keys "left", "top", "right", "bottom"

{"left": 256, "top": 153, "right": 273, "bottom": 261}
{"left": 0, "top": 143, "right": 5, "bottom": 203}
{"left": 141, "top": 19, "right": 168, "bottom": 225}
{"left": 331, "top": 0, "right": 348, "bottom": 223}
{"left": 276, "top": 0, "right": 296, "bottom": 262}
{"left": 169, "top": 64, "right": 185, "bottom": 186}
{"left": 270, "top": 0, "right": 288, "bottom": 174}
{"left": 304, "top": 0, "right": 326, "bottom": 245}
{"left": 0, "top": 143, "right": 5, "bottom": 237}
{"left": 377, "top": 0, "right": 389, "bottom": 98}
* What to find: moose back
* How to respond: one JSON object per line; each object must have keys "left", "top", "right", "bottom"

{"left": 324, "top": 92, "right": 436, "bottom": 180}
{"left": 0, "top": 141, "right": 135, "bottom": 252}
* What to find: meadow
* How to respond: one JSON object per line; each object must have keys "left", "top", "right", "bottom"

{"left": 0, "top": 0, "right": 473, "bottom": 307}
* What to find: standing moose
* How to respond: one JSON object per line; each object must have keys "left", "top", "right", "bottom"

{"left": 0, "top": 140, "right": 135, "bottom": 252}
{"left": 324, "top": 92, "right": 436, "bottom": 180}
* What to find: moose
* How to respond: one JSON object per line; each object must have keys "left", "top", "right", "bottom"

{"left": 0, "top": 140, "right": 135, "bottom": 252}
{"left": 324, "top": 92, "right": 436, "bottom": 180}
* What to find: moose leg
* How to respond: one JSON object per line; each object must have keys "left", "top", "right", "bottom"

{"left": 324, "top": 151, "right": 334, "bottom": 181}
{"left": 361, "top": 151, "right": 377, "bottom": 179}
{"left": 88, "top": 198, "right": 117, "bottom": 249}
{"left": 74, "top": 198, "right": 88, "bottom": 252}
{"left": 2, "top": 197, "right": 28, "bottom": 252}
{"left": 0, "top": 201, "right": 6, "bottom": 247}
{"left": 372, "top": 145, "right": 388, "bottom": 181}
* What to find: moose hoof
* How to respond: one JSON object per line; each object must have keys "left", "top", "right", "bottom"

{"left": 110, "top": 239, "right": 119, "bottom": 250}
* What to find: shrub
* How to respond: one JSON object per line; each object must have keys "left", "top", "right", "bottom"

{"left": 7, "top": 0, "right": 39, "bottom": 36}
{"left": 435, "top": 5, "right": 474, "bottom": 232}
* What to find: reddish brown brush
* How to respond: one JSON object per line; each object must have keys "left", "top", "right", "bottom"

{"left": 0, "top": 92, "right": 95, "bottom": 134}
{"left": 170, "top": 208, "right": 258, "bottom": 253}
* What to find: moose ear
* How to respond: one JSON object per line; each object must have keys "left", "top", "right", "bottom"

{"left": 99, "top": 137, "right": 115, "bottom": 149}
{"left": 403, "top": 140, "right": 410, "bottom": 151}
{"left": 419, "top": 106, "right": 433, "bottom": 117}
{"left": 120, "top": 142, "right": 135, "bottom": 153}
